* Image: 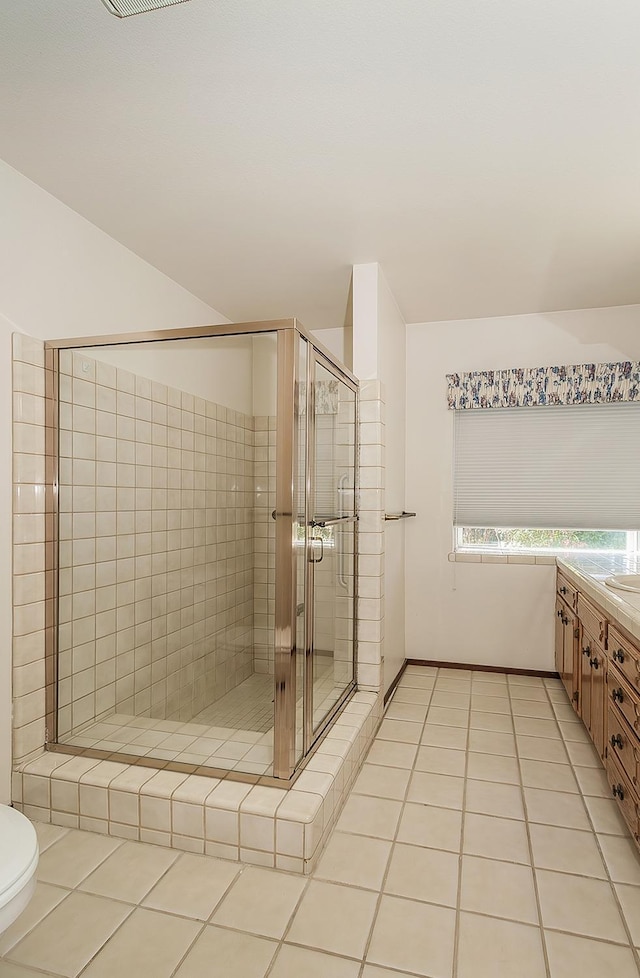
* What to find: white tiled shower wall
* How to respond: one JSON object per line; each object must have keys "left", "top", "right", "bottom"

{"left": 13, "top": 333, "right": 51, "bottom": 768}
{"left": 357, "top": 380, "right": 385, "bottom": 691}
{"left": 252, "top": 417, "right": 276, "bottom": 676}
{"left": 57, "top": 350, "right": 256, "bottom": 736}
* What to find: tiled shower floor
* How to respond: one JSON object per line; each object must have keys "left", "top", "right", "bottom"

{"left": 6, "top": 666, "right": 640, "bottom": 977}
{"left": 59, "top": 659, "right": 344, "bottom": 778}
{"left": 193, "top": 675, "right": 275, "bottom": 733}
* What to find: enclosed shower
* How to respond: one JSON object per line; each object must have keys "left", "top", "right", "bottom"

{"left": 46, "top": 320, "right": 358, "bottom": 782}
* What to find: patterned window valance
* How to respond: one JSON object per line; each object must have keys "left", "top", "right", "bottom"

{"left": 446, "top": 362, "right": 640, "bottom": 410}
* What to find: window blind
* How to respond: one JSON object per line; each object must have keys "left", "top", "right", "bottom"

{"left": 453, "top": 402, "right": 640, "bottom": 530}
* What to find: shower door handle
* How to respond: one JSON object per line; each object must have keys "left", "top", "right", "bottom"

{"left": 310, "top": 536, "right": 324, "bottom": 563}
{"left": 311, "top": 516, "right": 358, "bottom": 528}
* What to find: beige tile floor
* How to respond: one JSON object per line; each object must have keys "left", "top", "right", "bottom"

{"left": 4, "top": 665, "right": 640, "bottom": 978}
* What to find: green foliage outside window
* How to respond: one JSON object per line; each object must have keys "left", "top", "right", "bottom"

{"left": 460, "top": 527, "right": 628, "bottom": 551}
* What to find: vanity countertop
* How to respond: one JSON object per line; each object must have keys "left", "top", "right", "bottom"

{"left": 557, "top": 553, "right": 640, "bottom": 645}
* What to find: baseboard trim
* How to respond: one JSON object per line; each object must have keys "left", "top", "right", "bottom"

{"left": 383, "top": 661, "right": 408, "bottom": 705}
{"left": 406, "top": 658, "right": 559, "bottom": 680}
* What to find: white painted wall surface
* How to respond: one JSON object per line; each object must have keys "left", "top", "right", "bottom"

{"left": 84, "top": 336, "right": 255, "bottom": 416}
{"left": 0, "top": 160, "right": 224, "bottom": 340}
{"left": 405, "top": 304, "right": 640, "bottom": 670}
{"left": 353, "top": 263, "right": 407, "bottom": 693}
{"left": 0, "top": 161, "right": 226, "bottom": 804}
{"left": 352, "top": 264, "right": 380, "bottom": 382}
{"left": 252, "top": 332, "right": 278, "bottom": 418}
{"left": 311, "top": 327, "right": 353, "bottom": 372}
{"left": 376, "top": 270, "right": 407, "bottom": 692}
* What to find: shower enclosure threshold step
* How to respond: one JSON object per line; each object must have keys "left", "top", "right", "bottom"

{"left": 13, "top": 691, "right": 382, "bottom": 875}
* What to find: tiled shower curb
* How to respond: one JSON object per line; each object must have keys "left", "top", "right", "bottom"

{"left": 13, "top": 690, "right": 382, "bottom": 874}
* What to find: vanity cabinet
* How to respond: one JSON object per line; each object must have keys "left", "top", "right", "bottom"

{"left": 591, "top": 644, "right": 607, "bottom": 761}
{"left": 576, "top": 591, "right": 607, "bottom": 755}
{"left": 606, "top": 750, "right": 639, "bottom": 839}
{"left": 579, "top": 623, "right": 607, "bottom": 760}
{"left": 554, "top": 579, "right": 579, "bottom": 712}
{"left": 556, "top": 568, "right": 640, "bottom": 848}
{"left": 608, "top": 625, "right": 640, "bottom": 695}
{"left": 607, "top": 700, "right": 639, "bottom": 788}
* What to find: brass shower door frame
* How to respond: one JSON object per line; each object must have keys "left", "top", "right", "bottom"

{"left": 43, "top": 318, "right": 358, "bottom": 784}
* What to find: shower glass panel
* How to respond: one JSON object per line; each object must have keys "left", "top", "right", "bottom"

{"left": 293, "top": 336, "right": 309, "bottom": 764}
{"left": 50, "top": 320, "right": 357, "bottom": 782}
{"left": 56, "top": 332, "right": 278, "bottom": 777}
{"left": 309, "top": 358, "right": 357, "bottom": 735}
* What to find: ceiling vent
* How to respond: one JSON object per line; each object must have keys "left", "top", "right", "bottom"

{"left": 101, "top": 0, "right": 192, "bottom": 17}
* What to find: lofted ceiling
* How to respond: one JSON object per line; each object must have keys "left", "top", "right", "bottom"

{"left": 1, "top": 0, "right": 639, "bottom": 328}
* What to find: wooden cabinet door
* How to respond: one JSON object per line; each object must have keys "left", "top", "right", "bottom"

{"left": 580, "top": 628, "right": 593, "bottom": 730}
{"left": 563, "top": 611, "right": 579, "bottom": 710}
{"left": 555, "top": 598, "right": 565, "bottom": 677}
{"left": 555, "top": 599, "right": 579, "bottom": 706}
{"left": 591, "top": 648, "right": 606, "bottom": 760}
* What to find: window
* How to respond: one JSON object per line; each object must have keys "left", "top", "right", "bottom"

{"left": 453, "top": 402, "right": 640, "bottom": 554}
{"left": 457, "top": 527, "right": 639, "bottom": 555}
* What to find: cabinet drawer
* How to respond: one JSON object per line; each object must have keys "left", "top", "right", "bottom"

{"left": 607, "top": 705, "right": 639, "bottom": 788}
{"left": 608, "top": 625, "right": 640, "bottom": 695}
{"left": 577, "top": 593, "right": 607, "bottom": 649}
{"left": 608, "top": 664, "right": 640, "bottom": 737}
{"left": 556, "top": 574, "right": 578, "bottom": 611}
{"left": 606, "top": 749, "right": 640, "bottom": 843}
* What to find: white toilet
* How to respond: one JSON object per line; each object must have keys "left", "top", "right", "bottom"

{"left": 0, "top": 805, "right": 39, "bottom": 935}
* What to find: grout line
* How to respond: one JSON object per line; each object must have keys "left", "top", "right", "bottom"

{"left": 164, "top": 919, "right": 210, "bottom": 978}
{"left": 508, "top": 674, "right": 552, "bottom": 978}
{"left": 451, "top": 670, "right": 472, "bottom": 978}
{"left": 71, "top": 902, "right": 139, "bottom": 978}
{"left": 355, "top": 669, "right": 437, "bottom": 978}
{"left": 259, "top": 871, "right": 314, "bottom": 977}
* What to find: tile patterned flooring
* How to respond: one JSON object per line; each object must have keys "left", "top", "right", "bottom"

{"left": 4, "top": 665, "right": 640, "bottom": 978}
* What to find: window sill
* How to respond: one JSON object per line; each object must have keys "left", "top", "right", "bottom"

{"left": 448, "top": 552, "right": 558, "bottom": 565}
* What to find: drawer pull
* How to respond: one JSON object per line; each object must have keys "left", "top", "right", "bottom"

{"left": 582, "top": 645, "right": 591, "bottom": 657}
{"left": 610, "top": 734, "right": 624, "bottom": 750}
{"left": 590, "top": 658, "right": 599, "bottom": 669}
{"left": 560, "top": 586, "right": 568, "bottom": 595}
{"left": 613, "top": 648, "right": 626, "bottom": 664}
{"left": 557, "top": 609, "right": 563, "bottom": 618}
{"left": 612, "top": 783, "right": 625, "bottom": 801}
{"left": 612, "top": 688, "right": 625, "bottom": 704}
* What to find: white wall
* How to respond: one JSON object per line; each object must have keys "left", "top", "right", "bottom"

{"left": 0, "top": 160, "right": 227, "bottom": 803}
{"left": 352, "top": 265, "right": 379, "bottom": 382}
{"left": 0, "top": 160, "right": 224, "bottom": 340}
{"left": 406, "top": 304, "right": 640, "bottom": 670}
{"left": 252, "top": 332, "right": 278, "bottom": 417}
{"left": 353, "top": 263, "right": 407, "bottom": 693}
{"left": 376, "top": 270, "right": 407, "bottom": 692}
{"left": 85, "top": 336, "right": 256, "bottom": 416}
{"left": 311, "top": 327, "right": 353, "bottom": 372}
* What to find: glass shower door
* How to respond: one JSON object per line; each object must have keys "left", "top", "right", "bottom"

{"left": 306, "top": 355, "right": 357, "bottom": 740}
